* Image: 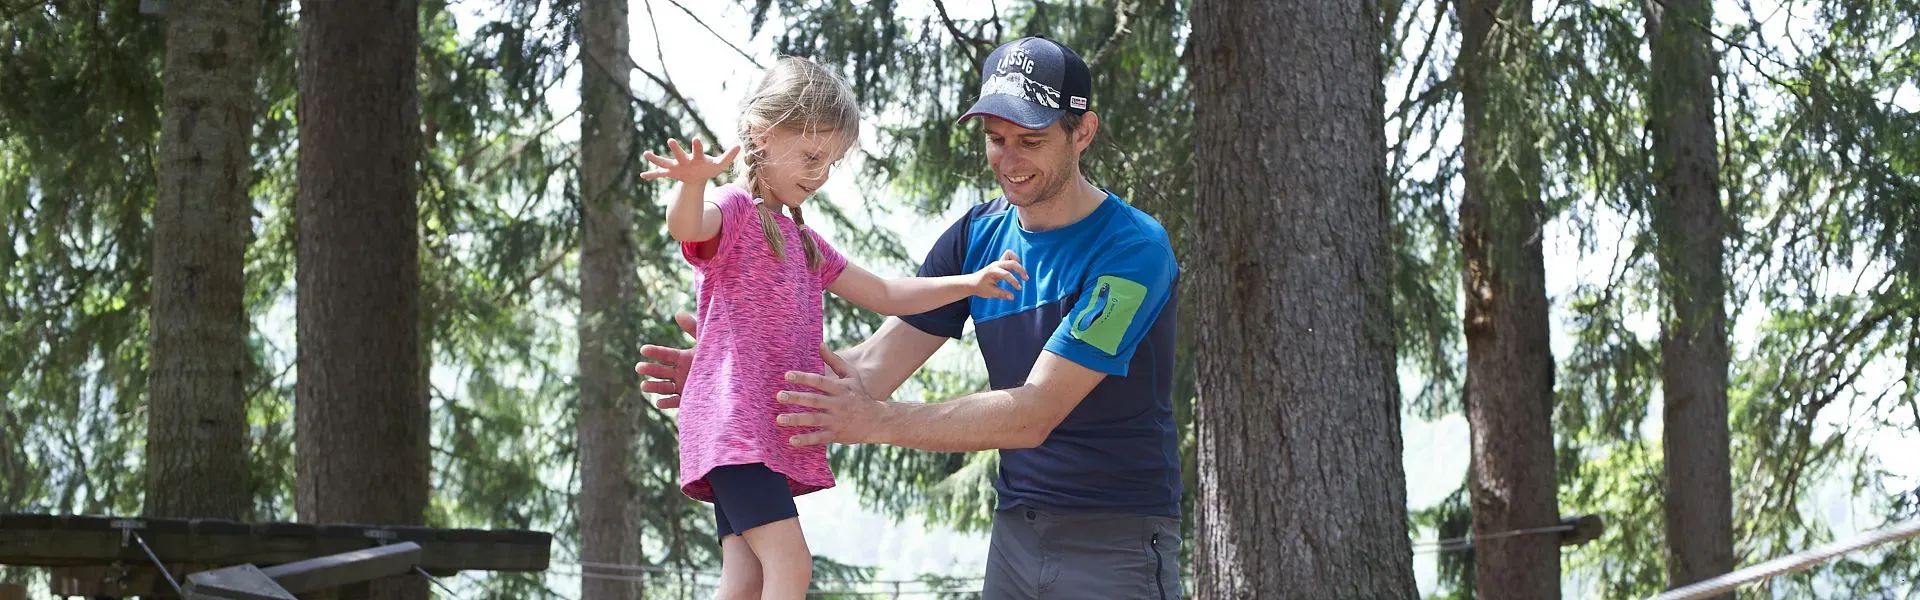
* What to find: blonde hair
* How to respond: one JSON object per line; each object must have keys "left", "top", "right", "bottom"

{"left": 738, "top": 56, "right": 860, "bottom": 272}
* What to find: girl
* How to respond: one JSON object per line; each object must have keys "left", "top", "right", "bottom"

{"left": 638, "top": 56, "right": 1025, "bottom": 600}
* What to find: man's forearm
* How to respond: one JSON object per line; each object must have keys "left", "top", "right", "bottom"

{"left": 783, "top": 328, "right": 1101, "bottom": 452}
{"left": 837, "top": 318, "right": 942, "bottom": 401}
{"left": 875, "top": 385, "right": 1054, "bottom": 452}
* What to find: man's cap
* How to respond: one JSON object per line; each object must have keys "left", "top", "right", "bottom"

{"left": 958, "top": 37, "right": 1091, "bottom": 130}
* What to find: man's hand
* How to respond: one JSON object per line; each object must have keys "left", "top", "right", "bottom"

{"left": 634, "top": 312, "right": 699, "bottom": 409}
{"left": 775, "top": 349, "right": 890, "bottom": 446}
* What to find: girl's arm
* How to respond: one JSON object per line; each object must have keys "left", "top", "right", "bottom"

{"left": 828, "top": 250, "right": 1026, "bottom": 316}
{"left": 641, "top": 138, "right": 739, "bottom": 243}
{"left": 665, "top": 180, "right": 724, "bottom": 243}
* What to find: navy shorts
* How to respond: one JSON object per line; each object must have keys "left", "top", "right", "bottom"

{"left": 709, "top": 463, "right": 799, "bottom": 538}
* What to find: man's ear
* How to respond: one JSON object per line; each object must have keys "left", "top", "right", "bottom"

{"left": 1073, "top": 112, "right": 1100, "bottom": 153}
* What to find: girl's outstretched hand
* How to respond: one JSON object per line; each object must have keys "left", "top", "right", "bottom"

{"left": 640, "top": 138, "right": 741, "bottom": 184}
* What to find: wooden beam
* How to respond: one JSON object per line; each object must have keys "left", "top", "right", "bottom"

{"left": 50, "top": 564, "right": 208, "bottom": 598}
{"left": 258, "top": 542, "right": 420, "bottom": 594}
{"left": 0, "top": 514, "right": 549, "bottom": 572}
{"left": 1560, "top": 514, "right": 1606, "bottom": 547}
{"left": 185, "top": 564, "right": 297, "bottom": 600}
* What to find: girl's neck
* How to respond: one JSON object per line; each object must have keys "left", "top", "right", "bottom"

{"left": 730, "top": 177, "right": 785, "bottom": 209}
{"left": 757, "top": 201, "right": 788, "bottom": 218}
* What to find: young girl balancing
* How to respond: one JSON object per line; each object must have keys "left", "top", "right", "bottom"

{"left": 638, "top": 56, "right": 1026, "bottom": 600}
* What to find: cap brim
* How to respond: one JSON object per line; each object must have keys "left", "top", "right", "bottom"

{"left": 956, "top": 94, "right": 1064, "bottom": 129}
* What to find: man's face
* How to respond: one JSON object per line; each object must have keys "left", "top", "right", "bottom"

{"left": 982, "top": 116, "right": 1088, "bottom": 209}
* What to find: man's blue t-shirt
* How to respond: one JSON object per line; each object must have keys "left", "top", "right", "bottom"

{"left": 901, "top": 192, "right": 1181, "bottom": 518}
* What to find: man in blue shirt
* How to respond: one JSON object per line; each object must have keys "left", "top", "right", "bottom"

{"left": 638, "top": 37, "right": 1181, "bottom": 599}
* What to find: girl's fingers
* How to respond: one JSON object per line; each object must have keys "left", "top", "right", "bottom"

{"left": 668, "top": 138, "right": 689, "bottom": 161}
{"left": 643, "top": 151, "right": 675, "bottom": 169}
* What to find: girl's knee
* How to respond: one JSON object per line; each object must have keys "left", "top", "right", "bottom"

{"left": 718, "top": 534, "right": 765, "bottom": 599}
{"left": 713, "top": 577, "right": 762, "bottom": 600}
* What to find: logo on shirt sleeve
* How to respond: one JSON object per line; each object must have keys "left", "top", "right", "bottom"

{"left": 1070, "top": 275, "right": 1149, "bottom": 356}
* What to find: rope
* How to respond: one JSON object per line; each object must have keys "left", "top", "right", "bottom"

{"left": 1412, "top": 523, "right": 1578, "bottom": 554}
{"left": 129, "top": 531, "right": 185, "bottom": 598}
{"left": 547, "top": 567, "right": 983, "bottom": 596}
{"left": 415, "top": 565, "right": 462, "bottom": 599}
{"left": 1651, "top": 519, "right": 1920, "bottom": 600}
{"left": 563, "top": 559, "right": 984, "bottom": 585}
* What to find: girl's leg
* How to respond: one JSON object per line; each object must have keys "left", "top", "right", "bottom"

{"left": 713, "top": 533, "right": 764, "bottom": 600}
{"left": 706, "top": 464, "right": 809, "bottom": 600}
{"left": 737, "top": 517, "right": 811, "bottom": 600}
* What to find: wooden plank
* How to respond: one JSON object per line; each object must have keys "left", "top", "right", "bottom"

{"left": 0, "top": 583, "right": 23, "bottom": 600}
{"left": 185, "top": 564, "right": 297, "bottom": 600}
{"left": 260, "top": 542, "right": 420, "bottom": 594}
{"left": 0, "top": 514, "right": 549, "bottom": 572}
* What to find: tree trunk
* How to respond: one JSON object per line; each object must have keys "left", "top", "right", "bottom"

{"left": 578, "top": 0, "right": 644, "bottom": 597}
{"left": 145, "top": 0, "right": 259, "bottom": 521}
{"left": 1188, "top": 1, "right": 1417, "bottom": 597}
{"left": 1647, "top": 0, "right": 1733, "bottom": 595}
{"left": 294, "top": 1, "right": 427, "bottom": 599}
{"left": 1458, "top": 0, "right": 1561, "bottom": 597}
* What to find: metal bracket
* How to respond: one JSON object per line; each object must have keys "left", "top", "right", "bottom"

{"left": 110, "top": 519, "right": 145, "bottom": 548}
{"left": 363, "top": 529, "right": 398, "bottom": 545}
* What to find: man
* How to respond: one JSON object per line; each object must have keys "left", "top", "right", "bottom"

{"left": 638, "top": 37, "right": 1182, "bottom": 599}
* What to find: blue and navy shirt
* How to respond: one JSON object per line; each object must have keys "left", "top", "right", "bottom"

{"left": 901, "top": 191, "right": 1181, "bottom": 518}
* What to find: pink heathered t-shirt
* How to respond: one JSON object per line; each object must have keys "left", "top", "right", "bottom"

{"left": 676, "top": 184, "right": 846, "bottom": 503}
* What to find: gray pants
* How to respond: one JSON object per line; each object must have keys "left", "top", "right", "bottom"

{"left": 983, "top": 507, "right": 1182, "bottom": 599}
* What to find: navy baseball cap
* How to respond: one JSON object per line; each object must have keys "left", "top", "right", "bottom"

{"left": 958, "top": 37, "right": 1092, "bottom": 129}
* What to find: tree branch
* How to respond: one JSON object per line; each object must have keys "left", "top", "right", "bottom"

{"left": 498, "top": 245, "right": 573, "bottom": 306}
{"left": 576, "top": 43, "right": 722, "bottom": 145}
{"left": 1084, "top": 0, "right": 1138, "bottom": 70}
{"left": 631, "top": 60, "right": 722, "bottom": 145}
{"left": 933, "top": 0, "right": 996, "bottom": 65}
{"left": 641, "top": 0, "right": 677, "bottom": 92}
{"left": 662, "top": 0, "right": 763, "bottom": 69}
{"left": 1386, "top": 0, "right": 1451, "bottom": 169}
{"left": 469, "top": 105, "right": 581, "bottom": 182}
